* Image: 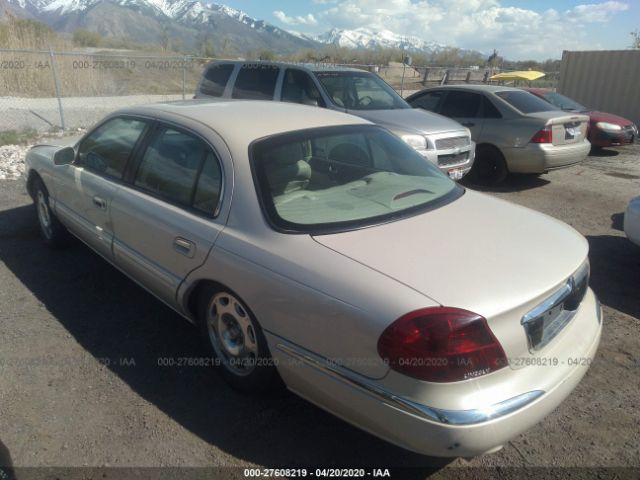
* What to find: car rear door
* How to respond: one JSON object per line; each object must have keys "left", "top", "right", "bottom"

{"left": 476, "top": 95, "right": 505, "bottom": 144}
{"left": 110, "top": 123, "right": 227, "bottom": 308}
{"left": 438, "top": 90, "right": 484, "bottom": 140}
{"left": 54, "top": 116, "right": 149, "bottom": 260}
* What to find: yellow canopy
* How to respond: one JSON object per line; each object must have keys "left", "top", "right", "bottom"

{"left": 489, "top": 71, "right": 546, "bottom": 81}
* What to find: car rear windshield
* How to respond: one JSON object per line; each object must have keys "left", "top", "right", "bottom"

{"left": 315, "top": 72, "right": 410, "bottom": 110}
{"left": 251, "top": 125, "right": 462, "bottom": 234}
{"left": 540, "top": 92, "right": 586, "bottom": 112}
{"left": 495, "top": 90, "right": 558, "bottom": 114}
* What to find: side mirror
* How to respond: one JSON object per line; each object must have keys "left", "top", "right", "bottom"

{"left": 53, "top": 146, "right": 75, "bottom": 166}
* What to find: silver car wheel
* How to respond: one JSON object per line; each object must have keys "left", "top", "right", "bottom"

{"left": 207, "top": 292, "right": 258, "bottom": 376}
{"left": 36, "top": 189, "right": 53, "bottom": 240}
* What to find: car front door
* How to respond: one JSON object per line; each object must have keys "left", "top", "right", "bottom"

{"left": 409, "top": 90, "right": 446, "bottom": 114}
{"left": 280, "top": 68, "right": 325, "bottom": 107}
{"left": 109, "top": 123, "right": 227, "bottom": 308}
{"left": 54, "top": 116, "right": 149, "bottom": 260}
{"left": 438, "top": 90, "right": 484, "bottom": 140}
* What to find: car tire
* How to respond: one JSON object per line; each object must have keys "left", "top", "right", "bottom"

{"left": 197, "top": 285, "right": 277, "bottom": 393}
{"left": 469, "top": 145, "right": 508, "bottom": 186}
{"left": 33, "top": 178, "right": 69, "bottom": 247}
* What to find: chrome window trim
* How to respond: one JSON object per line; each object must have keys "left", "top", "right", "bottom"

{"left": 276, "top": 342, "right": 544, "bottom": 426}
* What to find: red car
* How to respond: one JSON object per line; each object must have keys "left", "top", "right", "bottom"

{"left": 525, "top": 88, "right": 637, "bottom": 148}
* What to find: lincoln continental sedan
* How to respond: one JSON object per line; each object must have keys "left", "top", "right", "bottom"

{"left": 24, "top": 100, "right": 602, "bottom": 457}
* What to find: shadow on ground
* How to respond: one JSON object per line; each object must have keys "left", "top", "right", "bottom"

{"left": 463, "top": 174, "right": 550, "bottom": 193}
{"left": 610, "top": 213, "right": 625, "bottom": 232}
{"left": 0, "top": 203, "right": 449, "bottom": 475}
{"left": 587, "top": 234, "right": 640, "bottom": 319}
{"left": 588, "top": 148, "right": 619, "bottom": 158}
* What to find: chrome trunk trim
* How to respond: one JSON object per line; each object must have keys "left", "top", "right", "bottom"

{"left": 521, "top": 260, "right": 589, "bottom": 352}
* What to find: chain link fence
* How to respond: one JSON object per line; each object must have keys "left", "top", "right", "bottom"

{"left": 0, "top": 49, "right": 214, "bottom": 134}
{"left": 0, "top": 48, "right": 559, "bottom": 135}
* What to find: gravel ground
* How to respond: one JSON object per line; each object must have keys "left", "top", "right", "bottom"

{"left": 0, "top": 95, "right": 184, "bottom": 132}
{"left": 0, "top": 133, "right": 84, "bottom": 180}
{"left": 0, "top": 144, "right": 639, "bottom": 479}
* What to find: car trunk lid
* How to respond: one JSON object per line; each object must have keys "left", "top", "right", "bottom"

{"left": 528, "top": 112, "right": 589, "bottom": 145}
{"left": 312, "top": 190, "right": 588, "bottom": 361}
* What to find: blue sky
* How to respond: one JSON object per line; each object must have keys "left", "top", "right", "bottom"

{"left": 218, "top": 0, "right": 637, "bottom": 60}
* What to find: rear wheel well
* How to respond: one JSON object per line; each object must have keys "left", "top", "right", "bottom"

{"left": 185, "top": 279, "right": 227, "bottom": 320}
{"left": 470, "top": 144, "right": 508, "bottom": 185}
{"left": 476, "top": 142, "right": 505, "bottom": 159}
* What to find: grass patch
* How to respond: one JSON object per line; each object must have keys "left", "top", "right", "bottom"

{"left": 0, "top": 129, "right": 39, "bottom": 146}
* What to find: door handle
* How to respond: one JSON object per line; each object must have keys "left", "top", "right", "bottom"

{"left": 174, "top": 237, "right": 195, "bottom": 258}
{"left": 461, "top": 122, "right": 475, "bottom": 127}
{"left": 92, "top": 196, "right": 107, "bottom": 210}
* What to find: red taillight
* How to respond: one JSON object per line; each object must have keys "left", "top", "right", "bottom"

{"left": 377, "top": 307, "right": 507, "bottom": 382}
{"left": 530, "top": 126, "right": 553, "bottom": 143}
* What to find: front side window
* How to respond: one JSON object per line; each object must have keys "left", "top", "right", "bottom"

{"left": 440, "top": 91, "right": 482, "bottom": 118}
{"left": 495, "top": 90, "right": 557, "bottom": 114}
{"left": 281, "top": 69, "right": 325, "bottom": 107}
{"left": 251, "top": 126, "right": 462, "bottom": 233}
{"left": 77, "top": 117, "right": 147, "bottom": 179}
{"left": 315, "top": 72, "right": 409, "bottom": 110}
{"left": 134, "top": 127, "right": 222, "bottom": 215}
{"left": 232, "top": 64, "right": 279, "bottom": 100}
{"left": 410, "top": 91, "right": 444, "bottom": 112}
{"left": 200, "top": 63, "right": 234, "bottom": 97}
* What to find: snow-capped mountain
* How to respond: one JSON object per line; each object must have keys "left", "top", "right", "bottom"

{"left": 1, "top": 0, "right": 454, "bottom": 56}
{"left": 315, "top": 27, "right": 446, "bottom": 53}
{"left": 2, "top": 0, "right": 318, "bottom": 53}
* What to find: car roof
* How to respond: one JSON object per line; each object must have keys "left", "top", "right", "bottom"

{"left": 422, "top": 84, "right": 524, "bottom": 94}
{"left": 117, "top": 99, "right": 370, "bottom": 142}
{"left": 206, "top": 59, "right": 367, "bottom": 74}
{"left": 523, "top": 87, "right": 551, "bottom": 94}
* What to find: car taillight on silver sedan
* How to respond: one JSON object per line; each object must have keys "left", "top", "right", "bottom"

{"left": 378, "top": 307, "right": 507, "bottom": 382}
{"left": 530, "top": 126, "right": 553, "bottom": 143}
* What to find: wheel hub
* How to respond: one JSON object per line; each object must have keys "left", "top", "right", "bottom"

{"left": 207, "top": 293, "right": 259, "bottom": 376}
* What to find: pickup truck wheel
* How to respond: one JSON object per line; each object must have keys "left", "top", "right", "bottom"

{"left": 470, "top": 145, "right": 508, "bottom": 185}
{"left": 197, "top": 285, "right": 276, "bottom": 392}
{"left": 34, "top": 179, "right": 68, "bottom": 247}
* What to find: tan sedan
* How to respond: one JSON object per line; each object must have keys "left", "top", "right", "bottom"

{"left": 406, "top": 85, "right": 591, "bottom": 184}
{"left": 24, "top": 100, "right": 601, "bottom": 457}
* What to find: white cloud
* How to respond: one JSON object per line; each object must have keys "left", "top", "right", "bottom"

{"left": 273, "top": 11, "right": 318, "bottom": 25}
{"left": 567, "top": 1, "right": 628, "bottom": 23}
{"left": 301, "top": 0, "right": 630, "bottom": 59}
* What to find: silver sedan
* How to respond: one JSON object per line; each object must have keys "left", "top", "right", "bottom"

{"left": 406, "top": 85, "right": 591, "bottom": 184}
{"left": 24, "top": 100, "right": 602, "bottom": 457}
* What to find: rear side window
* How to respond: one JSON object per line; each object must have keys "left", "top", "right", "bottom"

{"left": 481, "top": 96, "right": 502, "bottom": 118}
{"left": 200, "top": 64, "right": 234, "bottom": 97}
{"left": 232, "top": 64, "right": 279, "bottom": 100}
{"left": 193, "top": 152, "right": 222, "bottom": 214}
{"left": 440, "top": 91, "right": 482, "bottom": 118}
{"left": 410, "top": 91, "right": 444, "bottom": 112}
{"left": 134, "top": 128, "right": 222, "bottom": 215}
{"left": 495, "top": 90, "right": 557, "bottom": 114}
{"left": 77, "top": 117, "right": 147, "bottom": 179}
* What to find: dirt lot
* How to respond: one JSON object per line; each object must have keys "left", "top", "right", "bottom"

{"left": 0, "top": 144, "right": 639, "bottom": 479}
